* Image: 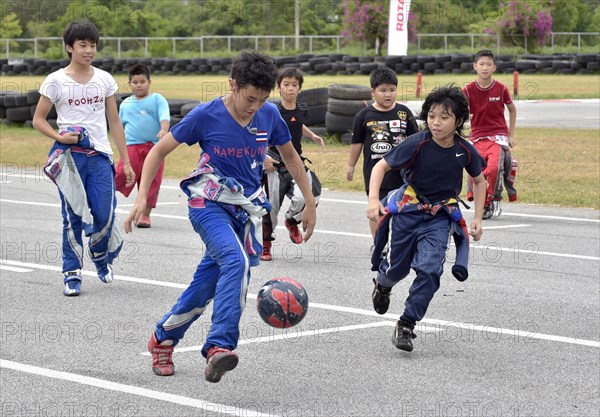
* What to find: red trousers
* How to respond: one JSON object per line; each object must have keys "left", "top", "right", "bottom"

{"left": 474, "top": 139, "right": 504, "bottom": 204}
{"left": 115, "top": 142, "right": 164, "bottom": 208}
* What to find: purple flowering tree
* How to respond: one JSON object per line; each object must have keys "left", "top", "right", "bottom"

{"left": 341, "top": 0, "right": 389, "bottom": 55}
{"left": 498, "top": 0, "right": 553, "bottom": 51}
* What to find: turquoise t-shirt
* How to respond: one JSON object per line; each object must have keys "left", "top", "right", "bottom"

{"left": 119, "top": 93, "right": 170, "bottom": 145}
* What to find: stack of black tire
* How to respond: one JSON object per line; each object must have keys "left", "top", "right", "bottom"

{"left": 0, "top": 90, "right": 200, "bottom": 129}
{"left": 516, "top": 53, "right": 599, "bottom": 74}
{"left": 297, "top": 87, "right": 328, "bottom": 126}
{"left": 1, "top": 90, "right": 58, "bottom": 128}
{"left": 325, "top": 84, "right": 373, "bottom": 143}
{"left": 3, "top": 53, "right": 598, "bottom": 76}
{"left": 165, "top": 99, "right": 201, "bottom": 127}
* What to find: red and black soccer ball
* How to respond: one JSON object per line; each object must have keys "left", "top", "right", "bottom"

{"left": 256, "top": 278, "right": 309, "bottom": 328}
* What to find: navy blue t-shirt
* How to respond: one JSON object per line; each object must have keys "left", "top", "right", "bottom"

{"left": 171, "top": 98, "right": 291, "bottom": 197}
{"left": 383, "top": 130, "right": 484, "bottom": 203}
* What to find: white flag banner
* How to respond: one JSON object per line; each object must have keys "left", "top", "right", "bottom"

{"left": 388, "top": 0, "right": 411, "bottom": 56}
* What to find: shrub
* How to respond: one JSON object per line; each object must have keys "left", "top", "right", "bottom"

{"left": 497, "top": 0, "right": 553, "bottom": 52}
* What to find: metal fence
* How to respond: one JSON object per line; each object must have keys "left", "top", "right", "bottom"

{"left": 0, "top": 35, "right": 347, "bottom": 60}
{"left": 1, "top": 33, "right": 598, "bottom": 60}
{"left": 416, "top": 32, "right": 600, "bottom": 55}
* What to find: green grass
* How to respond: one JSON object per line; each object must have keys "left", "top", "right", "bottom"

{"left": 1, "top": 125, "right": 598, "bottom": 210}
{"left": 2, "top": 73, "right": 600, "bottom": 101}
{"left": 2, "top": 74, "right": 598, "bottom": 209}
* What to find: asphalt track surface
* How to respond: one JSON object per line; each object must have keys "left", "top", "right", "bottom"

{"left": 1, "top": 158, "right": 599, "bottom": 417}
{"left": 403, "top": 98, "right": 600, "bottom": 130}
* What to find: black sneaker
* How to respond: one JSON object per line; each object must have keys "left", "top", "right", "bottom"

{"left": 372, "top": 278, "right": 391, "bottom": 315}
{"left": 482, "top": 205, "right": 493, "bottom": 220}
{"left": 392, "top": 320, "right": 417, "bottom": 352}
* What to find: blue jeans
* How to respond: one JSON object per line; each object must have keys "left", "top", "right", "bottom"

{"left": 376, "top": 205, "right": 451, "bottom": 324}
{"left": 155, "top": 200, "right": 252, "bottom": 358}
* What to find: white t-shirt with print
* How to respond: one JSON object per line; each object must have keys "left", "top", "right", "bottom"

{"left": 39, "top": 67, "right": 119, "bottom": 154}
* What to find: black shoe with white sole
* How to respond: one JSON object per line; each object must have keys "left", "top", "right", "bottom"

{"left": 372, "top": 278, "right": 391, "bottom": 315}
{"left": 392, "top": 320, "right": 417, "bottom": 352}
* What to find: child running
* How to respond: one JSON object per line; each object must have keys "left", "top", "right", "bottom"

{"left": 124, "top": 51, "right": 317, "bottom": 382}
{"left": 367, "top": 85, "right": 486, "bottom": 352}
{"left": 261, "top": 67, "right": 324, "bottom": 261}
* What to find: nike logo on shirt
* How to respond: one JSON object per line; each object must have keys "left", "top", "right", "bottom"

{"left": 456, "top": 153, "right": 465, "bottom": 157}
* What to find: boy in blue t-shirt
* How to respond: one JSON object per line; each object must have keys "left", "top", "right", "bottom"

{"left": 367, "top": 85, "right": 486, "bottom": 353}
{"left": 115, "top": 64, "right": 170, "bottom": 228}
{"left": 124, "top": 51, "right": 317, "bottom": 383}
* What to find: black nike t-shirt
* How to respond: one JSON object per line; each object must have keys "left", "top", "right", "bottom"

{"left": 384, "top": 130, "right": 484, "bottom": 202}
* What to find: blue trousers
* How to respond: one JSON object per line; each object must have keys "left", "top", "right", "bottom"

{"left": 59, "top": 153, "right": 119, "bottom": 273}
{"left": 377, "top": 205, "right": 451, "bottom": 325}
{"left": 155, "top": 201, "right": 252, "bottom": 358}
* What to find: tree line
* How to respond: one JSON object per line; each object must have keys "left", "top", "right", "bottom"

{"left": 2, "top": 0, "right": 599, "bottom": 52}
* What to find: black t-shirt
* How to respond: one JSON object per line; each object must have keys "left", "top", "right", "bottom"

{"left": 269, "top": 102, "right": 309, "bottom": 162}
{"left": 384, "top": 130, "right": 484, "bottom": 203}
{"left": 352, "top": 103, "right": 419, "bottom": 191}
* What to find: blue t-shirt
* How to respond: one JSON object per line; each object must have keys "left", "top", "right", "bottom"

{"left": 119, "top": 93, "right": 170, "bottom": 145}
{"left": 384, "top": 130, "right": 484, "bottom": 203}
{"left": 171, "top": 97, "right": 291, "bottom": 197}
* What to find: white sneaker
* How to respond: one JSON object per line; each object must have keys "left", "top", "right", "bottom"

{"left": 491, "top": 200, "right": 502, "bottom": 218}
{"left": 63, "top": 271, "right": 82, "bottom": 296}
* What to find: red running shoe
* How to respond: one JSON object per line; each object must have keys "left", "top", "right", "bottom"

{"left": 284, "top": 219, "right": 302, "bottom": 244}
{"left": 204, "top": 346, "right": 239, "bottom": 383}
{"left": 260, "top": 241, "right": 273, "bottom": 261}
{"left": 148, "top": 332, "right": 174, "bottom": 376}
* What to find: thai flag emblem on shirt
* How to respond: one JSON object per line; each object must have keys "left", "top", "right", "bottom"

{"left": 256, "top": 131, "right": 268, "bottom": 142}
{"left": 389, "top": 120, "right": 401, "bottom": 128}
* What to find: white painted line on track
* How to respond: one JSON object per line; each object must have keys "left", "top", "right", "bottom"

{"left": 0, "top": 265, "right": 34, "bottom": 272}
{"left": 142, "top": 321, "right": 441, "bottom": 356}
{"left": 1, "top": 197, "right": 598, "bottom": 262}
{"left": 3, "top": 190, "right": 599, "bottom": 223}
{"left": 118, "top": 202, "right": 182, "bottom": 207}
{"left": 114, "top": 208, "right": 187, "bottom": 220}
{"left": 317, "top": 197, "right": 365, "bottom": 205}
{"left": 0, "top": 359, "right": 279, "bottom": 417}
{"left": 472, "top": 224, "right": 531, "bottom": 230}
{"left": 1, "top": 173, "right": 40, "bottom": 178}
{"left": 480, "top": 211, "right": 600, "bottom": 223}
{"left": 0, "top": 199, "right": 61, "bottom": 208}
{"left": 2, "top": 259, "right": 598, "bottom": 349}
{"left": 469, "top": 243, "right": 600, "bottom": 261}
{"left": 0, "top": 260, "right": 189, "bottom": 290}
{"left": 318, "top": 199, "right": 600, "bottom": 223}
{"left": 415, "top": 319, "right": 600, "bottom": 348}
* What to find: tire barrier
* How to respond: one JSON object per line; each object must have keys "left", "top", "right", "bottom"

{"left": 0, "top": 90, "right": 203, "bottom": 130}
{"left": 3, "top": 52, "right": 598, "bottom": 131}
{"left": 325, "top": 84, "right": 372, "bottom": 134}
{"left": 1, "top": 53, "right": 598, "bottom": 77}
